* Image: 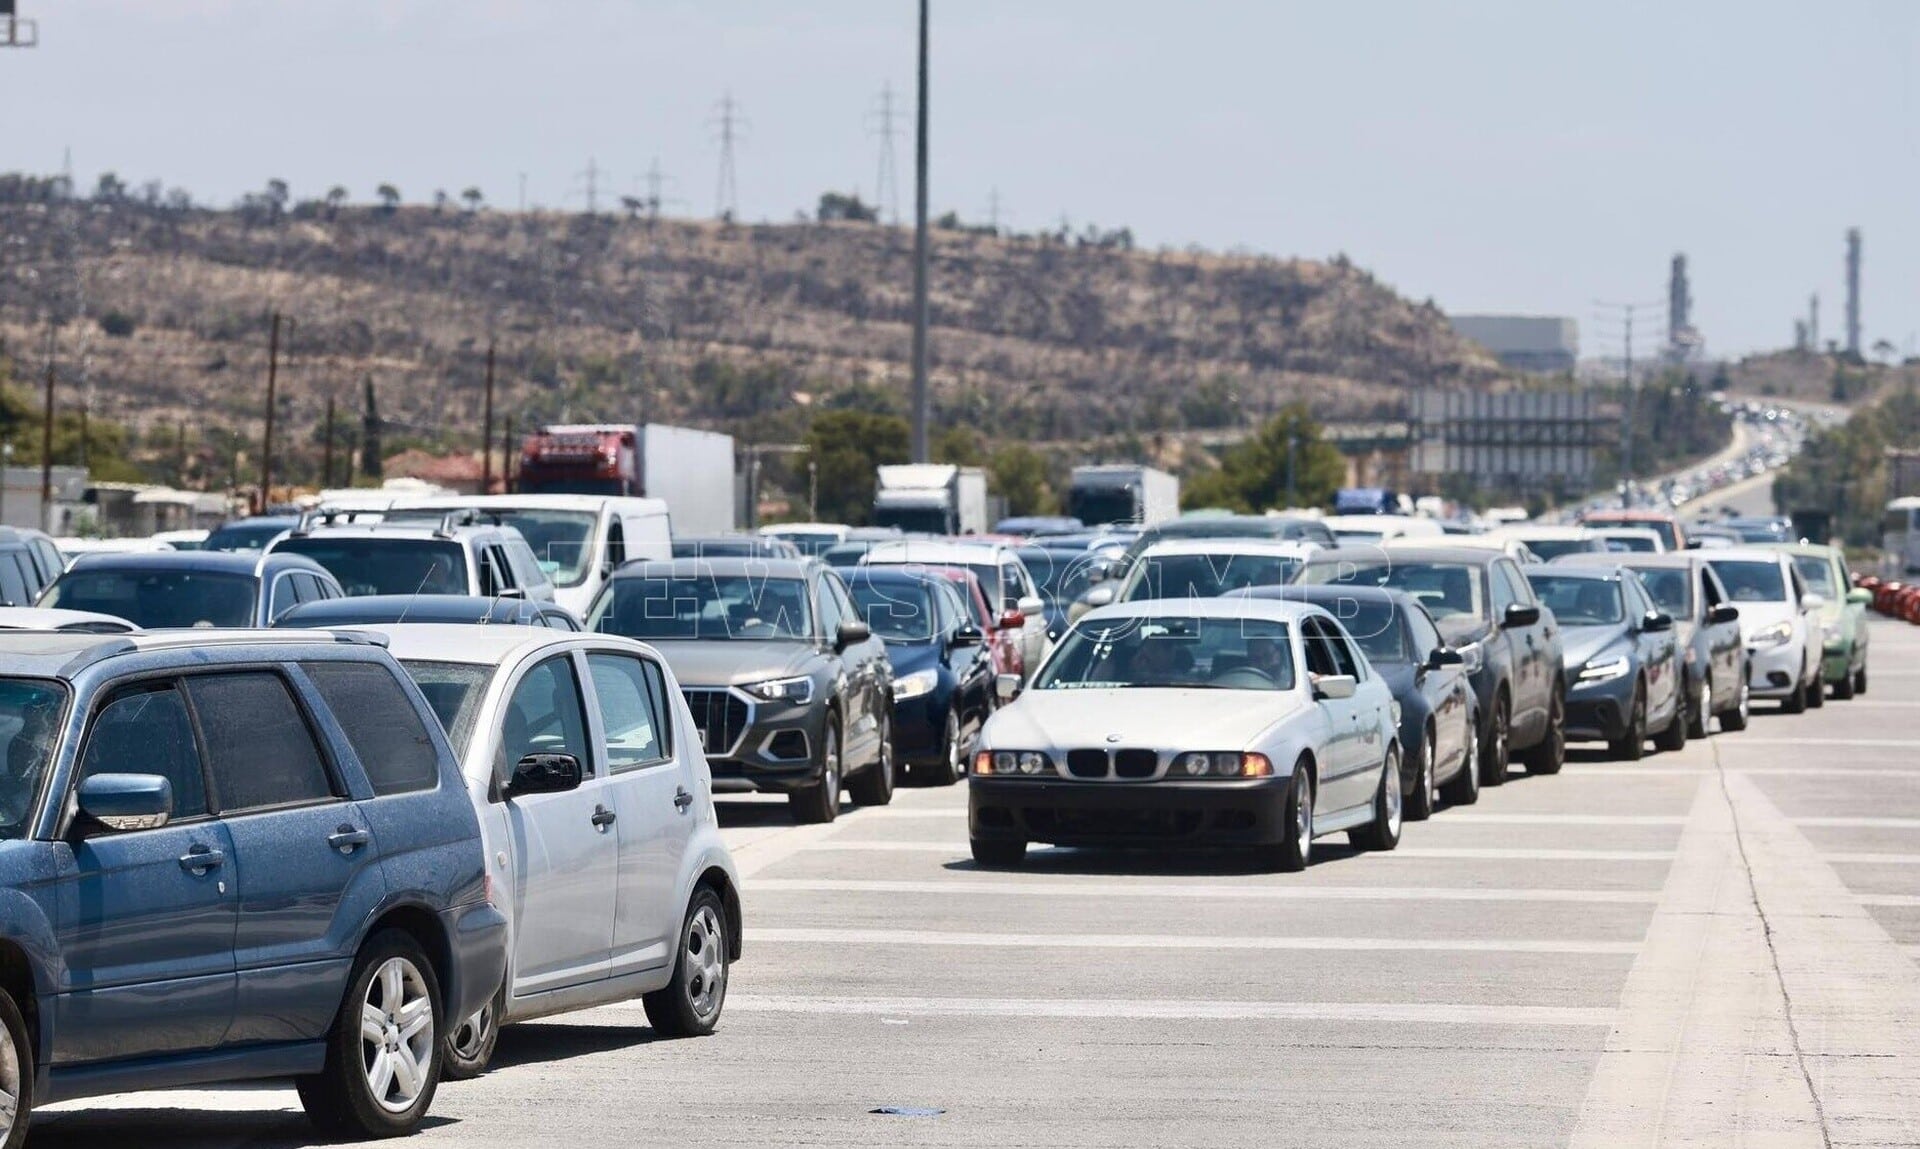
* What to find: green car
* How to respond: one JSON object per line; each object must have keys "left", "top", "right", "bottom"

{"left": 1773, "top": 542, "right": 1871, "bottom": 699}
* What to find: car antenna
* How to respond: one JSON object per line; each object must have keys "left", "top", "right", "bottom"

{"left": 395, "top": 561, "right": 439, "bottom": 625}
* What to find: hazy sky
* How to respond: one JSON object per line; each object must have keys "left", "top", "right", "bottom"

{"left": 3, "top": 0, "right": 1916, "bottom": 357}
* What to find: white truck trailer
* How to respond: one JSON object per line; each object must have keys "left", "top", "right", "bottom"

{"left": 1068, "top": 465, "right": 1180, "bottom": 528}
{"left": 872, "top": 464, "right": 990, "bottom": 535}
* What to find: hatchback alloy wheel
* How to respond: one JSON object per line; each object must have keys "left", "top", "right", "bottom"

{"left": 361, "top": 957, "right": 436, "bottom": 1115}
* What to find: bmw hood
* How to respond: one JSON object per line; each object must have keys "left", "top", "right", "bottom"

{"left": 983, "top": 687, "right": 1306, "bottom": 752}
{"left": 1560, "top": 624, "right": 1631, "bottom": 671}
{"left": 649, "top": 640, "right": 818, "bottom": 687}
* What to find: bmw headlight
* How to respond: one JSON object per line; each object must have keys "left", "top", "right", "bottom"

{"left": 743, "top": 675, "right": 814, "bottom": 705}
{"left": 891, "top": 669, "right": 939, "bottom": 701}
{"left": 1577, "top": 655, "right": 1631, "bottom": 685}
{"left": 1172, "top": 751, "right": 1273, "bottom": 779}
{"left": 1748, "top": 621, "right": 1794, "bottom": 649}
{"left": 974, "top": 750, "right": 1052, "bottom": 777}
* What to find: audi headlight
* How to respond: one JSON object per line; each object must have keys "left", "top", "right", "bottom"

{"left": 1748, "top": 621, "right": 1794, "bottom": 649}
{"left": 1173, "top": 751, "right": 1273, "bottom": 779}
{"left": 974, "top": 750, "right": 1052, "bottom": 777}
{"left": 1576, "top": 655, "right": 1631, "bottom": 685}
{"left": 743, "top": 675, "right": 814, "bottom": 705}
{"left": 892, "top": 669, "right": 939, "bottom": 701}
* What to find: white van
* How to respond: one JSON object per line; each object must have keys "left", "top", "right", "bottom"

{"left": 385, "top": 494, "right": 671, "bottom": 616}
{"left": 1884, "top": 497, "right": 1920, "bottom": 575}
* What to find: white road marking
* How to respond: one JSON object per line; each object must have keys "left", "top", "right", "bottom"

{"left": 1859, "top": 894, "right": 1920, "bottom": 908}
{"left": 800, "top": 841, "right": 1675, "bottom": 862}
{"left": 750, "top": 926, "right": 1641, "bottom": 955}
{"left": 1795, "top": 816, "right": 1920, "bottom": 828}
{"left": 701, "top": 993, "right": 1617, "bottom": 1028}
{"left": 1822, "top": 853, "right": 1920, "bottom": 866}
{"left": 747, "top": 878, "right": 1662, "bottom": 904}
{"left": 1738, "top": 738, "right": 1920, "bottom": 747}
{"left": 1440, "top": 813, "right": 1688, "bottom": 826}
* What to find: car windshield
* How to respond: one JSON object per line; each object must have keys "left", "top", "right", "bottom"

{"left": 203, "top": 521, "right": 291, "bottom": 553}
{"left": 847, "top": 580, "right": 939, "bottom": 642}
{"left": 1332, "top": 529, "right": 1385, "bottom": 545}
{"left": 1587, "top": 518, "right": 1679, "bottom": 550}
{"left": 274, "top": 537, "right": 468, "bottom": 596}
{"left": 44, "top": 568, "right": 256, "bottom": 627}
{"left": 1122, "top": 553, "right": 1300, "bottom": 602}
{"left": 1297, "top": 560, "right": 1487, "bottom": 622}
{"left": 671, "top": 539, "right": 786, "bottom": 559}
{"left": 766, "top": 530, "right": 841, "bottom": 557}
{"left": 1792, "top": 555, "right": 1837, "bottom": 597}
{"left": 396, "top": 660, "right": 491, "bottom": 757}
{"left": 1019, "top": 549, "right": 1097, "bottom": 606}
{"left": 1627, "top": 567, "right": 1693, "bottom": 617}
{"left": 492, "top": 510, "right": 598, "bottom": 587}
{"left": 1706, "top": 560, "right": 1788, "bottom": 602}
{"left": 1528, "top": 575, "right": 1624, "bottom": 626}
{"left": 1036, "top": 616, "right": 1296, "bottom": 691}
{"left": 1602, "top": 534, "right": 1659, "bottom": 553}
{"left": 0, "top": 679, "right": 64, "bottom": 836}
{"left": 591, "top": 574, "right": 813, "bottom": 641}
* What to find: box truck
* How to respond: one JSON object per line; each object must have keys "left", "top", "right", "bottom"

{"left": 518, "top": 423, "right": 735, "bottom": 535}
{"left": 873, "top": 464, "right": 989, "bottom": 535}
{"left": 1068, "top": 465, "right": 1180, "bottom": 528}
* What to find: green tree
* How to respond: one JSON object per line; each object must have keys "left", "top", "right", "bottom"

{"left": 990, "top": 444, "right": 1059, "bottom": 516}
{"left": 375, "top": 184, "right": 401, "bottom": 214}
{"left": 1182, "top": 404, "right": 1344, "bottom": 513}
{"left": 934, "top": 426, "right": 986, "bottom": 468}
{"left": 807, "top": 410, "right": 910, "bottom": 525}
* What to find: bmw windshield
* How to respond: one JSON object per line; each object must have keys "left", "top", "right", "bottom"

{"left": 1037, "top": 616, "right": 1295, "bottom": 691}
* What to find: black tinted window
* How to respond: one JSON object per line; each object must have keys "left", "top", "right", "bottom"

{"left": 304, "top": 662, "right": 441, "bottom": 796}
{"left": 45, "top": 568, "right": 256, "bottom": 628}
{"left": 186, "top": 673, "right": 335, "bottom": 811}
{"left": 82, "top": 685, "right": 208, "bottom": 820}
{"left": 0, "top": 553, "right": 30, "bottom": 607}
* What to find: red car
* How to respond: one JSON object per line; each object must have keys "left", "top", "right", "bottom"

{"left": 927, "top": 565, "right": 1025, "bottom": 682}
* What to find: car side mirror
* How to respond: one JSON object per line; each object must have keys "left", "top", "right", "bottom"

{"left": 835, "top": 620, "right": 872, "bottom": 649}
{"left": 505, "top": 752, "right": 583, "bottom": 798}
{"left": 950, "top": 623, "right": 985, "bottom": 647}
{"left": 1083, "top": 586, "right": 1116, "bottom": 610}
{"left": 77, "top": 773, "right": 173, "bottom": 832}
{"left": 1642, "top": 610, "right": 1674, "bottom": 633}
{"left": 1503, "top": 603, "right": 1541, "bottom": 628}
{"left": 1314, "top": 674, "right": 1358, "bottom": 701}
{"left": 1847, "top": 588, "right": 1873, "bottom": 605}
{"left": 994, "top": 673, "right": 1022, "bottom": 702}
{"left": 1426, "top": 647, "right": 1466, "bottom": 670}
{"left": 1707, "top": 603, "right": 1740, "bottom": 625}
{"left": 1800, "top": 592, "right": 1825, "bottom": 612}
{"left": 1017, "top": 595, "right": 1045, "bottom": 617}
{"left": 998, "top": 609, "right": 1026, "bottom": 631}
{"left": 1684, "top": 539, "right": 1703, "bottom": 550}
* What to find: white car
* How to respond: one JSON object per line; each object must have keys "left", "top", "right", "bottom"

{"left": 1321, "top": 514, "right": 1445, "bottom": 546}
{"left": 1484, "top": 524, "right": 1610, "bottom": 562}
{"left": 270, "top": 513, "right": 559, "bottom": 603}
{"left": 1593, "top": 527, "right": 1667, "bottom": 554}
{"left": 1703, "top": 550, "right": 1825, "bottom": 713}
{"left": 862, "top": 539, "right": 1050, "bottom": 674}
{"left": 1110, "top": 538, "right": 1318, "bottom": 607}
{"left": 1383, "top": 534, "right": 1541, "bottom": 564}
{"left": 371, "top": 624, "right": 741, "bottom": 1076}
{"left": 969, "top": 598, "right": 1402, "bottom": 872}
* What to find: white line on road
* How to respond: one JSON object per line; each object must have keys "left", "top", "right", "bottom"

{"left": 1438, "top": 814, "right": 1688, "bottom": 826}
{"left": 1859, "top": 894, "right": 1920, "bottom": 908}
{"left": 1795, "top": 817, "right": 1920, "bottom": 828}
{"left": 1737, "top": 738, "right": 1920, "bottom": 748}
{"left": 800, "top": 841, "right": 1676, "bottom": 862}
{"left": 1821, "top": 853, "right": 1920, "bottom": 866}
{"left": 705, "top": 993, "right": 1617, "bottom": 1028}
{"left": 747, "top": 878, "right": 1663, "bottom": 904}
{"left": 750, "top": 927, "right": 1641, "bottom": 955}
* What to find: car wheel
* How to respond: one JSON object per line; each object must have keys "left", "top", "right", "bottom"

{"left": 297, "top": 929, "right": 441, "bottom": 1139}
{"left": 1266, "top": 763, "right": 1314, "bottom": 872}
{"left": 1855, "top": 666, "right": 1868, "bottom": 696}
{"left": 1521, "top": 687, "right": 1565, "bottom": 775}
{"left": 1441, "top": 718, "right": 1480, "bottom": 806}
{"left": 1781, "top": 676, "right": 1807, "bottom": 715}
{"left": 1687, "top": 680, "right": 1712, "bottom": 740}
{"left": 0, "top": 984, "right": 34, "bottom": 1149}
{"left": 1405, "top": 729, "right": 1437, "bottom": 822}
{"left": 1349, "top": 747, "right": 1403, "bottom": 852}
{"left": 788, "top": 721, "right": 841, "bottom": 824}
{"left": 1720, "top": 672, "right": 1751, "bottom": 731}
{"left": 1654, "top": 685, "right": 1689, "bottom": 752}
{"left": 970, "top": 836, "right": 1026, "bottom": 867}
{"left": 441, "top": 981, "right": 503, "bottom": 1081}
{"left": 1608, "top": 684, "right": 1647, "bottom": 760}
{"left": 1480, "top": 694, "right": 1510, "bottom": 787}
{"left": 929, "top": 710, "right": 966, "bottom": 786}
{"left": 643, "top": 886, "right": 730, "bottom": 1038}
{"left": 847, "top": 711, "right": 896, "bottom": 806}
{"left": 1805, "top": 669, "right": 1826, "bottom": 709}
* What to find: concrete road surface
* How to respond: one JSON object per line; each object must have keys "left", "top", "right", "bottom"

{"left": 34, "top": 621, "right": 1920, "bottom": 1148}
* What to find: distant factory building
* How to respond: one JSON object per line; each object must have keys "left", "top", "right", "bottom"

{"left": 1449, "top": 315, "right": 1579, "bottom": 374}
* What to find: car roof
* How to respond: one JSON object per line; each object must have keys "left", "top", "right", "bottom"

{"left": 1554, "top": 552, "right": 1700, "bottom": 570}
{"left": 1521, "top": 563, "right": 1622, "bottom": 581}
{"left": 1078, "top": 597, "right": 1321, "bottom": 626}
{"left": 389, "top": 494, "right": 667, "bottom": 514}
{"left": 1488, "top": 524, "right": 1592, "bottom": 539}
{"left": 1136, "top": 538, "right": 1315, "bottom": 559}
{"left": 615, "top": 556, "right": 816, "bottom": 579}
{"left": 1701, "top": 548, "right": 1791, "bottom": 566}
{"left": 0, "top": 628, "right": 385, "bottom": 679}
{"left": 1766, "top": 542, "right": 1840, "bottom": 558}
{"left": 64, "top": 550, "right": 318, "bottom": 577}
{"left": 1591, "top": 526, "right": 1662, "bottom": 537}
{"left": 358, "top": 622, "right": 600, "bottom": 665}
{"left": 1308, "top": 545, "right": 1499, "bottom": 567}
{"left": 274, "top": 595, "right": 555, "bottom": 625}
{"left": 1582, "top": 510, "right": 1677, "bottom": 522}
{"left": 864, "top": 540, "right": 1015, "bottom": 564}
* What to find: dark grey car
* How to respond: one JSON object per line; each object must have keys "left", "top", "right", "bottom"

{"left": 587, "top": 557, "right": 894, "bottom": 824}
{"left": 1524, "top": 565, "right": 1687, "bottom": 760}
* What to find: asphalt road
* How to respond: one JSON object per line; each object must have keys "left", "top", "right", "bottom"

{"left": 34, "top": 625, "right": 1920, "bottom": 1147}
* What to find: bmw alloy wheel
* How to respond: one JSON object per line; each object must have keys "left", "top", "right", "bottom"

{"left": 1295, "top": 775, "right": 1314, "bottom": 866}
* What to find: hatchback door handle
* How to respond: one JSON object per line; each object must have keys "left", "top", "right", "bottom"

{"left": 591, "top": 806, "right": 617, "bottom": 829}
{"left": 327, "top": 826, "right": 371, "bottom": 854}
{"left": 673, "top": 788, "right": 694, "bottom": 811}
{"left": 179, "top": 846, "right": 224, "bottom": 874}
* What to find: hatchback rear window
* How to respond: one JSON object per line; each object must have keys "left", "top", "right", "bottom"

{"left": 304, "top": 662, "right": 441, "bottom": 796}
{"left": 274, "top": 538, "right": 468, "bottom": 597}
{"left": 44, "top": 568, "right": 256, "bottom": 628}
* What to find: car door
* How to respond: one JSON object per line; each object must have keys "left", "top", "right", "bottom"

{"left": 52, "top": 680, "right": 238, "bottom": 1064}
{"left": 1494, "top": 560, "right": 1550, "bottom": 734}
{"left": 1406, "top": 605, "right": 1469, "bottom": 777}
{"left": 497, "top": 653, "right": 620, "bottom": 997}
{"left": 1698, "top": 565, "right": 1739, "bottom": 699}
{"left": 830, "top": 570, "right": 890, "bottom": 747}
{"left": 1624, "top": 578, "right": 1677, "bottom": 722}
{"left": 587, "top": 650, "right": 691, "bottom": 980}
{"left": 1003, "top": 557, "right": 1047, "bottom": 669}
{"left": 185, "top": 669, "right": 387, "bottom": 1044}
{"left": 1302, "top": 617, "right": 1369, "bottom": 815}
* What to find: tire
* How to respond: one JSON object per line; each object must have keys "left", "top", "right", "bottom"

{"left": 1479, "top": 694, "right": 1511, "bottom": 787}
{"left": 1265, "top": 764, "right": 1314, "bottom": 872}
{"left": 642, "top": 886, "right": 730, "bottom": 1038}
{"left": 440, "top": 981, "right": 503, "bottom": 1081}
{"left": 788, "top": 720, "right": 841, "bottom": 824}
{"left": 1780, "top": 677, "right": 1806, "bottom": 715}
{"left": 1608, "top": 685, "right": 1647, "bottom": 760}
{"left": 298, "top": 929, "right": 442, "bottom": 1139}
{"left": 1348, "top": 747, "right": 1403, "bottom": 852}
{"left": 1855, "top": 666, "right": 1868, "bottom": 696}
{"left": 1654, "top": 686, "right": 1689, "bottom": 752}
{"left": 1687, "top": 679, "right": 1712, "bottom": 740}
{"left": 0, "top": 985, "right": 34, "bottom": 1149}
{"left": 970, "top": 836, "right": 1026, "bottom": 867}
{"left": 1521, "top": 687, "right": 1565, "bottom": 776}
{"left": 1720, "top": 672, "right": 1751, "bottom": 731}
{"left": 1805, "top": 670, "right": 1826, "bottom": 709}
{"left": 928, "top": 710, "right": 966, "bottom": 786}
{"left": 1832, "top": 665, "right": 1855, "bottom": 700}
{"left": 846, "top": 711, "right": 896, "bottom": 806}
{"left": 1405, "top": 728, "right": 1437, "bottom": 822}
{"left": 1440, "top": 718, "right": 1481, "bottom": 806}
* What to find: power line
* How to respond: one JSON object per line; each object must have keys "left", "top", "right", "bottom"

{"left": 1592, "top": 298, "right": 1663, "bottom": 506}
{"left": 868, "top": 81, "right": 902, "bottom": 224}
{"left": 709, "top": 92, "right": 749, "bottom": 220}
{"left": 573, "top": 157, "right": 604, "bottom": 215}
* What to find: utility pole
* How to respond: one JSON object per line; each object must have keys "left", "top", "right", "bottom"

{"left": 501, "top": 415, "right": 516, "bottom": 494}
{"left": 711, "top": 93, "right": 746, "bottom": 220}
{"left": 1594, "top": 299, "right": 1659, "bottom": 508}
{"left": 322, "top": 395, "right": 336, "bottom": 490}
{"left": 259, "top": 311, "right": 282, "bottom": 512}
{"left": 482, "top": 340, "right": 497, "bottom": 493}
{"left": 909, "top": 0, "right": 931, "bottom": 463}
{"left": 870, "top": 81, "right": 902, "bottom": 224}
{"left": 575, "top": 157, "right": 601, "bottom": 215}
{"left": 1, "top": 1, "right": 40, "bottom": 48}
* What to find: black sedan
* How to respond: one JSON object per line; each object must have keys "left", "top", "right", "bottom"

{"left": 1523, "top": 565, "right": 1685, "bottom": 760}
{"left": 842, "top": 566, "right": 997, "bottom": 785}
{"left": 1238, "top": 585, "right": 1477, "bottom": 817}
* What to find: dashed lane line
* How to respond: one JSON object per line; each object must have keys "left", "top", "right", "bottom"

{"left": 748, "top": 926, "right": 1639, "bottom": 955}
{"left": 686, "top": 993, "right": 1618, "bottom": 1028}
{"left": 745, "top": 878, "right": 1662, "bottom": 904}
{"left": 795, "top": 841, "right": 1676, "bottom": 862}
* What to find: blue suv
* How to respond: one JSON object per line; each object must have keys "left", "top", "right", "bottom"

{"left": 0, "top": 630, "right": 507, "bottom": 1142}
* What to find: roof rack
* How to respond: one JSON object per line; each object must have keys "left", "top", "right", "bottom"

{"left": 120, "top": 629, "right": 389, "bottom": 653}
{"left": 433, "top": 508, "right": 506, "bottom": 537}
{"left": 292, "top": 506, "right": 388, "bottom": 536}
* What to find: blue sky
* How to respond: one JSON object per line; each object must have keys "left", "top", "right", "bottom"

{"left": 3, "top": 0, "right": 1915, "bottom": 356}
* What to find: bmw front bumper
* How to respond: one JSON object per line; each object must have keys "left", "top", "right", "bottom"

{"left": 969, "top": 776, "right": 1294, "bottom": 849}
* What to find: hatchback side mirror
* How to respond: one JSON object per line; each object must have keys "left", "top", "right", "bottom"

{"left": 1017, "top": 595, "right": 1045, "bottom": 618}
{"left": 506, "top": 752, "right": 583, "bottom": 797}
{"left": 1800, "top": 593, "right": 1825, "bottom": 612}
{"left": 1426, "top": 647, "right": 1466, "bottom": 669}
{"left": 1314, "top": 674, "right": 1358, "bottom": 701}
{"left": 1503, "top": 603, "right": 1541, "bottom": 628}
{"left": 1642, "top": 611, "right": 1674, "bottom": 633}
{"left": 1847, "top": 587, "right": 1873, "bottom": 605}
{"left": 994, "top": 673, "right": 1022, "bottom": 702}
{"left": 1707, "top": 603, "right": 1740, "bottom": 625}
{"left": 835, "top": 620, "right": 872, "bottom": 649}
{"left": 77, "top": 773, "right": 174, "bottom": 832}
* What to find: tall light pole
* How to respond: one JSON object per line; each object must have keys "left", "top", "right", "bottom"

{"left": 909, "top": 0, "right": 931, "bottom": 463}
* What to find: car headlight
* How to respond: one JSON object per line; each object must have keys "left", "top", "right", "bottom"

{"left": 1577, "top": 655, "right": 1631, "bottom": 685}
{"left": 974, "top": 750, "right": 1052, "bottom": 777}
{"left": 743, "top": 675, "right": 814, "bottom": 705}
{"left": 1172, "top": 751, "right": 1273, "bottom": 779}
{"left": 1748, "top": 621, "right": 1794, "bottom": 648}
{"left": 1455, "top": 642, "right": 1485, "bottom": 675}
{"left": 891, "top": 669, "right": 939, "bottom": 701}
